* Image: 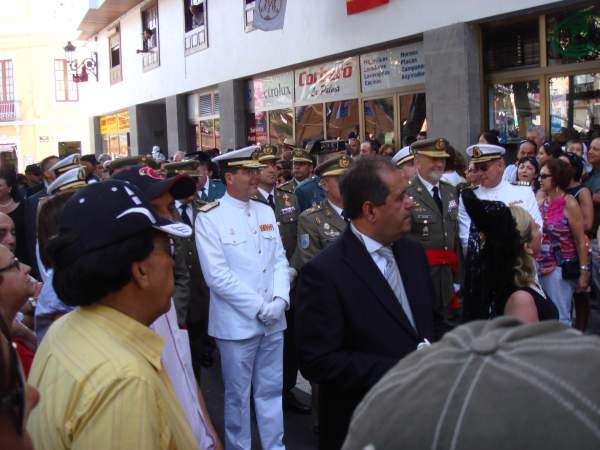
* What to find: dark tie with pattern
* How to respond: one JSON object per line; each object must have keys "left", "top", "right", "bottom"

{"left": 432, "top": 186, "right": 443, "bottom": 214}
{"left": 199, "top": 187, "right": 208, "bottom": 201}
{"left": 179, "top": 204, "right": 192, "bottom": 226}
{"left": 267, "top": 193, "right": 275, "bottom": 211}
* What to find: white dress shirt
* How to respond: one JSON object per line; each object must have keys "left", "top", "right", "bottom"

{"left": 257, "top": 187, "right": 275, "bottom": 202}
{"left": 175, "top": 199, "right": 194, "bottom": 224}
{"left": 350, "top": 223, "right": 388, "bottom": 275}
{"left": 327, "top": 199, "right": 344, "bottom": 219}
{"left": 417, "top": 173, "right": 440, "bottom": 198}
{"left": 197, "top": 177, "right": 210, "bottom": 200}
{"left": 151, "top": 301, "right": 215, "bottom": 449}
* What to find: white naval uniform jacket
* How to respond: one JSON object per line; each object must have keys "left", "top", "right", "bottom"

{"left": 458, "top": 180, "right": 543, "bottom": 251}
{"left": 195, "top": 192, "right": 290, "bottom": 340}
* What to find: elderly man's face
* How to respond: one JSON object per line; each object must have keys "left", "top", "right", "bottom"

{"left": 372, "top": 169, "right": 416, "bottom": 244}
{"left": 359, "top": 142, "right": 375, "bottom": 157}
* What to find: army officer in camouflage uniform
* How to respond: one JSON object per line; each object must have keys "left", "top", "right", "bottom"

{"left": 406, "top": 138, "right": 460, "bottom": 321}
{"left": 293, "top": 155, "right": 352, "bottom": 269}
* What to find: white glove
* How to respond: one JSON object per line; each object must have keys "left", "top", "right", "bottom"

{"left": 257, "top": 298, "right": 287, "bottom": 326}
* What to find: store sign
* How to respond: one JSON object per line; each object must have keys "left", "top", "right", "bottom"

{"left": 38, "top": 136, "right": 49, "bottom": 143}
{"left": 295, "top": 57, "right": 359, "bottom": 104}
{"left": 361, "top": 42, "right": 426, "bottom": 93}
{"left": 249, "top": 72, "right": 294, "bottom": 111}
{"left": 100, "top": 111, "right": 130, "bottom": 135}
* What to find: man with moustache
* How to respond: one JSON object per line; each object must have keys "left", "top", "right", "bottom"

{"left": 406, "top": 138, "right": 460, "bottom": 321}
{"left": 296, "top": 156, "right": 443, "bottom": 449}
{"left": 195, "top": 146, "right": 290, "bottom": 450}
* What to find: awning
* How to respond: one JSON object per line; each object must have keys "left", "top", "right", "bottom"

{"left": 78, "top": 0, "right": 144, "bottom": 40}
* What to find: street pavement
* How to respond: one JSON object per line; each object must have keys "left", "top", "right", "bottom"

{"left": 201, "top": 355, "right": 317, "bottom": 450}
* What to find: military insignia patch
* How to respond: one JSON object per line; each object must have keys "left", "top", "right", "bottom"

{"left": 259, "top": 224, "right": 274, "bottom": 232}
{"left": 300, "top": 234, "right": 310, "bottom": 249}
{"left": 435, "top": 139, "right": 446, "bottom": 150}
{"left": 472, "top": 146, "right": 482, "bottom": 158}
{"left": 339, "top": 156, "right": 350, "bottom": 168}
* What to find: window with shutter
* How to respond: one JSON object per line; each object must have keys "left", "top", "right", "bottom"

{"left": 483, "top": 19, "right": 539, "bottom": 72}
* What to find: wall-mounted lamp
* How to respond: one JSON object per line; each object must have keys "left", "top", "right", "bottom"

{"left": 63, "top": 41, "right": 98, "bottom": 83}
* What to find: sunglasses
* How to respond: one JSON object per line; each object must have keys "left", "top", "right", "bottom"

{"left": 0, "top": 323, "right": 25, "bottom": 435}
{"left": 539, "top": 173, "right": 552, "bottom": 179}
{"left": 0, "top": 258, "right": 20, "bottom": 274}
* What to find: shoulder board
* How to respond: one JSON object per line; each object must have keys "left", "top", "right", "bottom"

{"left": 439, "top": 179, "right": 452, "bottom": 186}
{"left": 278, "top": 182, "right": 294, "bottom": 192}
{"left": 511, "top": 181, "right": 531, "bottom": 187}
{"left": 276, "top": 186, "right": 295, "bottom": 195}
{"left": 250, "top": 196, "right": 269, "bottom": 205}
{"left": 199, "top": 201, "right": 219, "bottom": 212}
{"left": 301, "top": 204, "right": 322, "bottom": 216}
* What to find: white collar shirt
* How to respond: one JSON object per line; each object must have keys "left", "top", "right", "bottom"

{"left": 327, "top": 200, "right": 344, "bottom": 219}
{"left": 174, "top": 200, "right": 194, "bottom": 224}
{"left": 257, "top": 187, "right": 275, "bottom": 202}
{"left": 350, "top": 223, "right": 387, "bottom": 276}
{"left": 417, "top": 173, "right": 439, "bottom": 198}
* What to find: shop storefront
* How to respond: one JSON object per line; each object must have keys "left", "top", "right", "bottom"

{"left": 246, "top": 40, "right": 428, "bottom": 148}
{"left": 484, "top": 3, "right": 600, "bottom": 149}
{"left": 187, "top": 89, "right": 221, "bottom": 151}
{"left": 100, "top": 111, "right": 130, "bottom": 157}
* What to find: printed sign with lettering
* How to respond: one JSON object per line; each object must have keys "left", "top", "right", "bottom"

{"left": 361, "top": 42, "right": 426, "bottom": 93}
{"left": 248, "top": 71, "right": 294, "bottom": 111}
{"left": 295, "top": 57, "right": 359, "bottom": 104}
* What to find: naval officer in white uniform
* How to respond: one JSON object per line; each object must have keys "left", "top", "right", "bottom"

{"left": 195, "top": 145, "right": 290, "bottom": 450}
{"left": 458, "top": 143, "right": 543, "bottom": 252}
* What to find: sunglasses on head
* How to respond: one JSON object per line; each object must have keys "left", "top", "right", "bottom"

{"left": 0, "top": 320, "right": 25, "bottom": 435}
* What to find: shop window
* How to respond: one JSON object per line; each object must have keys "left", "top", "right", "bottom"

{"left": 326, "top": 100, "right": 359, "bottom": 141}
{"left": 193, "top": 90, "right": 220, "bottom": 150}
{"left": 549, "top": 73, "right": 600, "bottom": 141}
{"left": 269, "top": 109, "right": 293, "bottom": 145}
{"left": 54, "top": 59, "right": 79, "bottom": 102}
{"left": 364, "top": 97, "right": 394, "bottom": 146}
{"left": 547, "top": 5, "right": 600, "bottom": 66}
{"left": 483, "top": 18, "right": 539, "bottom": 71}
{"left": 140, "top": 3, "right": 160, "bottom": 70}
{"left": 489, "top": 80, "right": 541, "bottom": 144}
{"left": 247, "top": 112, "right": 268, "bottom": 145}
{"left": 109, "top": 29, "right": 122, "bottom": 84}
{"left": 244, "top": 0, "right": 255, "bottom": 32}
{"left": 184, "top": 0, "right": 208, "bottom": 55}
{"left": 295, "top": 105, "right": 324, "bottom": 147}
{"left": 399, "top": 93, "right": 427, "bottom": 146}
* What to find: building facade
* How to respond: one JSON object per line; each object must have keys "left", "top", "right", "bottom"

{"left": 77, "top": 0, "right": 600, "bottom": 159}
{"left": 0, "top": 0, "right": 90, "bottom": 171}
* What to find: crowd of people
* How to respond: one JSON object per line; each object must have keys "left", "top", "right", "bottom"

{"left": 1, "top": 127, "right": 600, "bottom": 450}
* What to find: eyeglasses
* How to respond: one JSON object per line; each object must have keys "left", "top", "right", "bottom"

{"left": 539, "top": 173, "right": 552, "bottom": 179}
{"left": 0, "top": 258, "right": 20, "bottom": 274}
{"left": 0, "top": 323, "right": 25, "bottom": 435}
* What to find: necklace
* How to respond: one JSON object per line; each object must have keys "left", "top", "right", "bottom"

{"left": 0, "top": 199, "right": 14, "bottom": 208}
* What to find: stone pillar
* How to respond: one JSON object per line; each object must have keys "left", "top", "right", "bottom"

{"left": 88, "top": 116, "right": 103, "bottom": 155}
{"left": 424, "top": 22, "right": 482, "bottom": 152}
{"left": 166, "top": 94, "right": 189, "bottom": 157}
{"left": 128, "top": 105, "right": 140, "bottom": 156}
{"left": 218, "top": 79, "right": 247, "bottom": 151}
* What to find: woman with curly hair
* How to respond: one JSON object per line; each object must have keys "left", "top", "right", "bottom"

{"left": 462, "top": 188, "right": 558, "bottom": 322}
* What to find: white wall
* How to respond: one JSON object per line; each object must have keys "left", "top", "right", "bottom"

{"left": 81, "top": 0, "right": 560, "bottom": 117}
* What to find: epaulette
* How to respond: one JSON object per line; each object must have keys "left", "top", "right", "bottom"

{"left": 299, "top": 203, "right": 322, "bottom": 217}
{"left": 511, "top": 180, "right": 531, "bottom": 187}
{"left": 250, "top": 196, "right": 269, "bottom": 205}
{"left": 198, "top": 201, "right": 219, "bottom": 212}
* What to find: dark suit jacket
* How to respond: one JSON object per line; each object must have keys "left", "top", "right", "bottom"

{"left": 296, "top": 228, "right": 443, "bottom": 450}
{"left": 24, "top": 188, "right": 47, "bottom": 278}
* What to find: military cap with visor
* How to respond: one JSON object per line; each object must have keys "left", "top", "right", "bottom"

{"left": 163, "top": 160, "right": 200, "bottom": 177}
{"left": 47, "top": 167, "right": 88, "bottom": 196}
{"left": 212, "top": 145, "right": 266, "bottom": 169}
{"left": 315, "top": 155, "right": 352, "bottom": 178}
{"left": 49, "top": 153, "right": 81, "bottom": 176}
{"left": 410, "top": 138, "right": 450, "bottom": 158}
{"left": 466, "top": 144, "right": 506, "bottom": 164}
{"left": 391, "top": 146, "right": 414, "bottom": 167}
{"left": 254, "top": 144, "right": 279, "bottom": 163}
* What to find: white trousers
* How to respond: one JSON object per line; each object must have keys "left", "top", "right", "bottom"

{"left": 216, "top": 332, "right": 285, "bottom": 450}
{"left": 540, "top": 266, "right": 576, "bottom": 325}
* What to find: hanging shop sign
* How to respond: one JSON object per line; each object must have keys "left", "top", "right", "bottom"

{"left": 361, "top": 42, "right": 425, "bottom": 93}
{"left": 295, "top": 57, "right": 359, "bottom": 104}
{"left": 248, "top": 71, "right": 294, "bottom": 111}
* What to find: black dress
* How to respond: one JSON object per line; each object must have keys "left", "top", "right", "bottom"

{"left": 502, "top": 285, "right": 559, "bottom": 321}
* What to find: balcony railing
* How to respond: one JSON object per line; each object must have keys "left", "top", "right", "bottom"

{"left": 0, "top": 101, "right": 17, "bottom": 122}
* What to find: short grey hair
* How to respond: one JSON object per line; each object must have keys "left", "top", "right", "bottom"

{"left": 527, "top": 125, "right": 545, "bottom": 136}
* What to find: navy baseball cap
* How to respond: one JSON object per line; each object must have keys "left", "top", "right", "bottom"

{"left": 112, "top": 165, "right": 196, "bottom": 200}
{"left": 56, "top": 180, "right": 191, "bottom": 263}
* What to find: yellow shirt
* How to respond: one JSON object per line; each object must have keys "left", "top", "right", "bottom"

{"left": 27, "top": 304, "right": 198, "bottom": 450}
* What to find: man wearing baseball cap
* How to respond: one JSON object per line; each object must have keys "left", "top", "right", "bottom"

{"left": 27, "top": 180, "right": 199, "bottom": 450}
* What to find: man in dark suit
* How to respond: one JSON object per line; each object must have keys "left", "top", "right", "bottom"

{"left": 296, "top": 156, "right": 446, "bottom": 450}
{"left": 24, "top": 155, "right": 58, "bottom": 277}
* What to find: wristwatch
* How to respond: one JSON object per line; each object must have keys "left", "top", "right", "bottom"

{"left": 580, "top": 265, "right": 590, "bottom": 272}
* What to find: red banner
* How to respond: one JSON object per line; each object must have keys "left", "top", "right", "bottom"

{"left": 346, "top": 0, "right": 389, "bottom": 15}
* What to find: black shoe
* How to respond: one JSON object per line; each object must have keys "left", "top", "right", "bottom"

{"left": 283, "top": 392, "right": 312, "bottom": 414}
{"left": 200, "top": 352, "right": 214, "bottom": 368}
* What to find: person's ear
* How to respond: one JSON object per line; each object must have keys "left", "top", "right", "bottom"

{"left": 361, "top": 201, "right": 377, "bottom": 224}
{"left": 130, "top": 260, "right": 151, "bottom": 289}
{"left": 523, "top": 241, "right": 534, "bottom": 256}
